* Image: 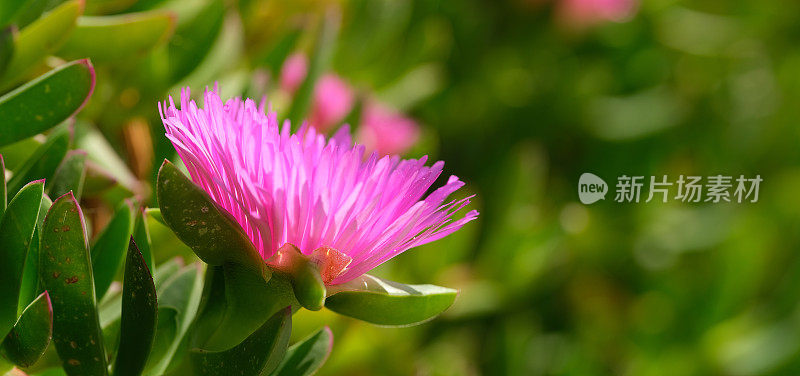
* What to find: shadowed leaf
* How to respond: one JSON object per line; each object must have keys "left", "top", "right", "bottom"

{"left": 0, "top": 179, "right": 43, "bottom": 339}
{"left": 113, "top": 238, "right": 157, "bottom": 376}
{"left": 1, "top": 291, "right": 52, "bottom": 367}
{"left": 91, "top": 200, "right": 134, "bottom": 300}
{"left": 269, "top": 327, "right": 332, "bottom": 376}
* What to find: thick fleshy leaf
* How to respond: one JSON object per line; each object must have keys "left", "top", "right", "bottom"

{"left": 133, "top": 206, "right": 154, "bottom": 272}
{"left": 0, "top": 27, "right": 13, "bottom": 79}
{"left": 18, "top": 193, "right": 52, "bottom": 315}
{"left": 91, "top": 200, "right": 134, "bottom": 300}
{"left": 0, "top": 0, "right": 83, "bottom": 88}
{"left": 0, "top": 59, "right": 94, "bottom": 147}
{"left": 145, "top": 264, "right": 204, "bottom": 376}
{"left": 1, "top": 291, "right": 52, "bottom": 367}
{"left": 18, "top": 226, "right": 40, "bottom": 315}
{"left": 153, "top": 257, "right": 181, "bottom": 290}
{"left": 189, "top": 307, "right": 291, "bottom": 376}
{"left": 269, "top": 327, "right": 332, "bottom": 376}
{"left": 84, "top": 0, "right": 138, "bottom": 15}
{"left": 7, "top": 125, "right": 70, "bottom": 196}
{"left": 142, "top": 306, "right": 177, "bottom": 374}
{"left": 75, "top": 123, "right": 138, "bottom": 195}
{"left": 0, "top": 179, "right": 44, "bottom": 339}
{"left": 155, "top": 160, "right": 266, "bottom": 275}
{"left": 59, "top": 11, "right": 175, "bottom": 62}
{"left": 288, "top": 11, "right": 339, "bottom": 125}
{"left": 40, "top": 192, "right": 108, "bottom": 376}
{"left": 48, "top": 150, "right": 87, "bottom": 201}
{"left": 193, "top": 264, "right": 295, "bottom": 351}
{"left": 325, "top": 274, "right": 458, "bottom": 327}
{"left": 113, "top": 238, "right": 157, "bottom": 376}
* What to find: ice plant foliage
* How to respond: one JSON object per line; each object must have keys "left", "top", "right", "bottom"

{"left": 159, "top": 87, "right": 478, "bottom": 285}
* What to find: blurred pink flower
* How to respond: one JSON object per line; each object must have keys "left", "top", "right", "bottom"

{"left": 558, "top": 0, "right": 637, "bottom": 27}
{"left": 280, "top": 53, "right": 308, "bottom": 94}
{"left": 160, "top": 87, "right": 478, "bottom": 285}
{"left": 357, "top": 101, "right": 420, "bottom": 156}
{"left": 309, "top": 74, "right": 355, "bottom": 132}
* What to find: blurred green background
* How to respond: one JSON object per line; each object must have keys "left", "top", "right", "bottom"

{"left": 7, "top": 0, "right": 800, "bottom": 374}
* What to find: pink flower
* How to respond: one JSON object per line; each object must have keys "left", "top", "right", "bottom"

{"left": 558, "top": 0, "right": 637, "bottom": 27}
{"left": 309, "top": 74, "right": 354, "bottom": 132}
{"left": 357, "top": 101, "right": 420, "bottom": 156}
{"left": 159, "top": 87, "right": 478, "bottom": 285}
{"left": 279, "top": 53, "right": 308, "bottom": 94}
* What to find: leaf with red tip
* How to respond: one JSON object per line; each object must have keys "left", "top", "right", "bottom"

{"left": 0, "top": 179, "right": 44, "bottom": 339}
{"left": 113, "top": 238, "right": 157, "bottom": 376}
{"left": 1, "top": 291, "right": 53, "bottom": 368}
{"left": 0, "top": 59, "right": 95, "bottom": 147}
{"left": 40, "top": 193, "right": 108, "bottom": 376}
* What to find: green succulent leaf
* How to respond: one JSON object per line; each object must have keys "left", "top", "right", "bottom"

{"left": 144, "top": 207, "right": 164, "bottom": 226}
{"left": 0, "top": 59, "right": 95, "bottom": 147}
{"left": 49, "top": 150, "right": 87, "bottom": 201}
{"left": 0, "top": 179, "right": 44, "bottom": 339}
{"left": 133, "top": 206, "right": 154, "bottom": 273}
{"left": 145, "top": 264, "right": 204, "bottom": 376}
{"left": 189, "top": 307, "right": 292, "bottom": 376}
{"left": 0, "top": 27, "right": 13, "bottom": 79}
{"left": 155, "top": 159, "right": 266, "bottom": 277}
{"left": 269, "top": 327, "right": 333, "bottom": 376}
{"left": 40, "top": 192, "right": 108, "bottom": 376}
{"left": 0, "top": 0, "right": 83, "bottom": 88}
{"left": 7, "top": 124, "right": 70, "bottom": 196}
{"left": 18, "top": 193, "right": 52, "bottom": 315}
{"left": 0, "top": 291, "right": 52, "bottom": 368}
{"left": 142, "top": 306, "right": 177, "bottom": 374}
{"left": 325, "top": 274, "right": 458, "bottom": 327}
{"left": 91, "top": 200, "right": 134, "bottom": 300}
{"left": 59, "top": 11, "right": 176, "bottom": 62}
{"left": 113, "top": 238, "right": 158, "bottom": 376}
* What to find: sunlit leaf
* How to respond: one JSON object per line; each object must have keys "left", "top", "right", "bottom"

{"left": 0, "top": 291, "right": 52, "bottom": 368}
{"left": 155, "top": 160, "right": 265, "bottom": 275}
{"left": 325, "top": 274, "right": 458, "bottom": 327}
{"left": 133, "top": 206, "right": 154, "bottom": 273}
{"left": 40, "top": 192, "right": 108, "bottom": 376}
